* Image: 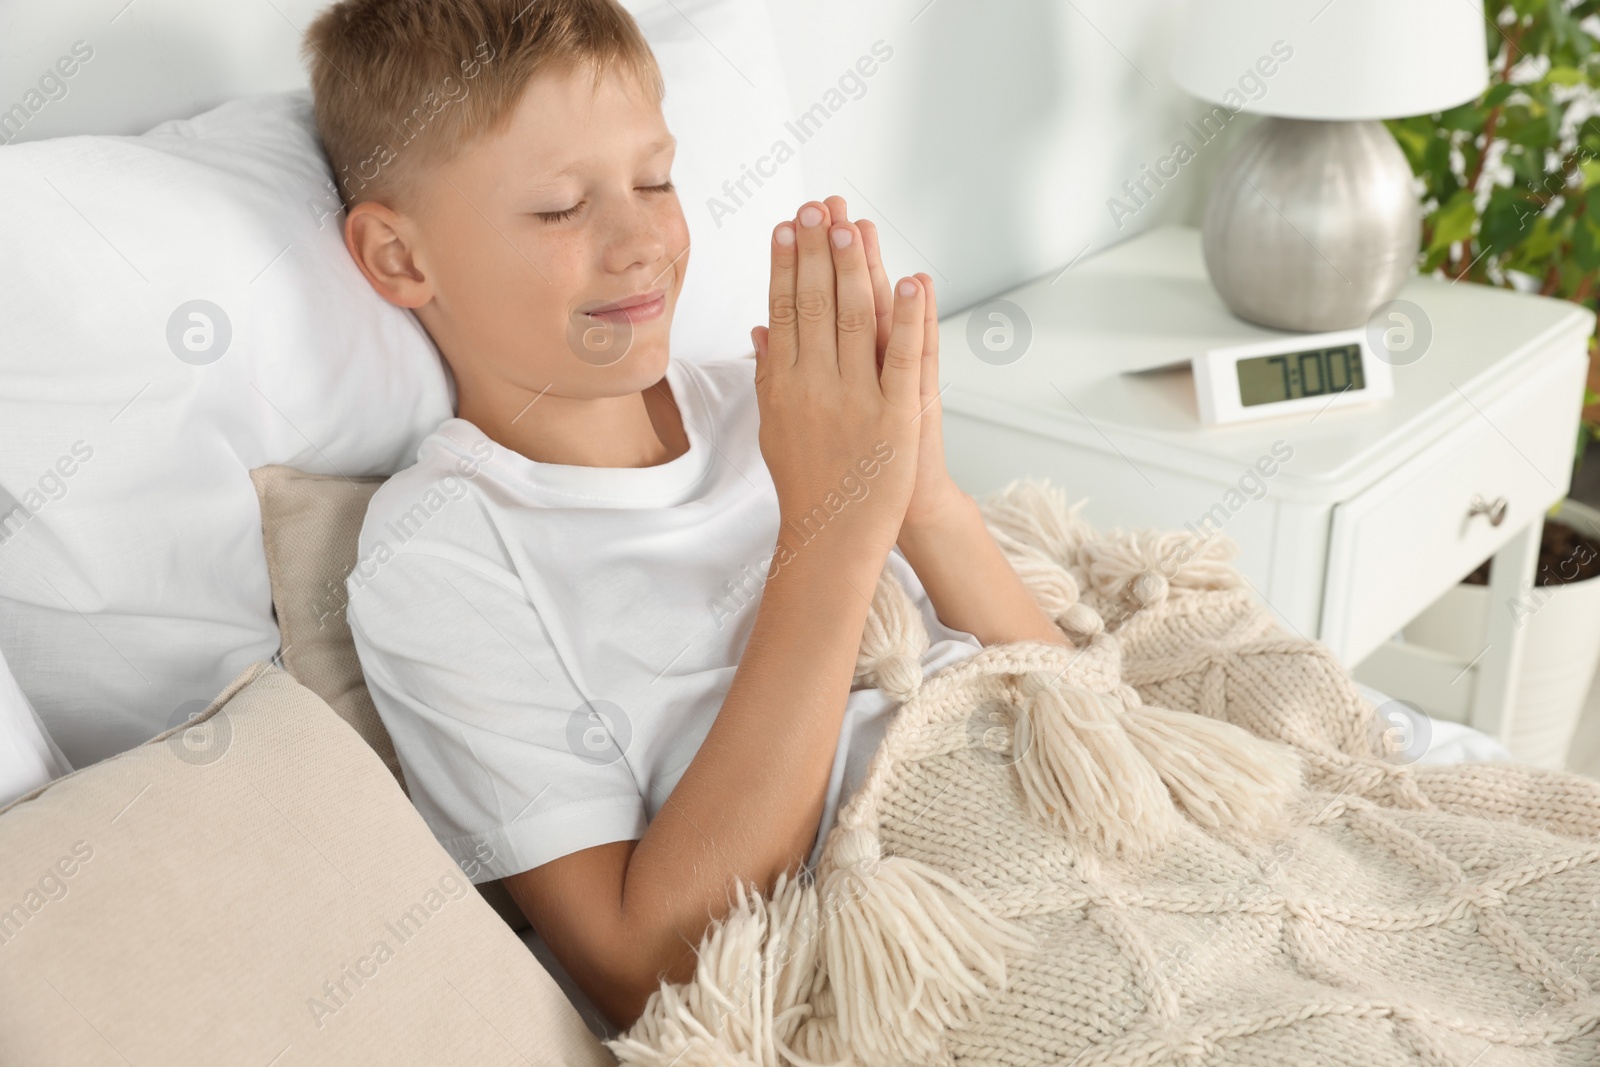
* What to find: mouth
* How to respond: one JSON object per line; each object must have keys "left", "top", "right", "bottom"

{"left": 582, "top": 286, "right": 668, "bottom": 325}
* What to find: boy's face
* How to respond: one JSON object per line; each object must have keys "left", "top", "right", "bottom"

{"left": 355, "top": 62, "right": 689, "bottom": 406}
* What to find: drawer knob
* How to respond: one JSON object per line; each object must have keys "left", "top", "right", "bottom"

{"left": 1467, "top": 494, "right": 1508, "bottom": 527}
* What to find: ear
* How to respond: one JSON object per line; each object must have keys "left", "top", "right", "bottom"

{"left": 344, "top": 201, "right": 432, "bottom": 309}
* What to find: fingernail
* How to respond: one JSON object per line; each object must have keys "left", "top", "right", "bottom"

{"left": 775, "top": 224, "right": 795, "bottom": 247}
{"left": 898, "top": 278, "right": 917, "bottom": 297}
{"left": 831, "top": 226, "right": 853, "bottom": 249}
{"left": 799, "top": 205, "right": 823, "bottom": 228}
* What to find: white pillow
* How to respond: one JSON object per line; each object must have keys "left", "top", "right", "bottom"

{"left": 0, "top": 91, "right": 451, "bottom": 770}
{"left": 0, "top": 2, "right": 801, "bottom": 771}
{"left": 0, "top": 643, "right": 71, "bottom": 807}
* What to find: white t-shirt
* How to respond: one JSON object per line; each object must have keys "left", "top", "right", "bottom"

{"left": 346, "top": 355, "right": 982, "bottom": 882}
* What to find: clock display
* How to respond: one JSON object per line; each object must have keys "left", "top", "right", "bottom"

{"left": 1235, "top": 343, "right": 1366, "bottom": 407}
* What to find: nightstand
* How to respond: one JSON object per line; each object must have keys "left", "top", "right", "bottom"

{"left": 938, "top": 226, "right": 1592, "bottom": 760}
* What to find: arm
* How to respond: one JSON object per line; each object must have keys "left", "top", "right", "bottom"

{"left": 848, "top": 212, "right": 1070, "bottom": 649}
{"left": 895, "top": 488, "right": 1070, "bottom": 648}
{"left": 504, "top": 196, "right": 928, "bottom": 1030}
{"left": 504, "top": 536, "right": 887, "bottom": 1028}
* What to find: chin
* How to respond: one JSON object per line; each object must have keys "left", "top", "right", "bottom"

{"left": 620, "top": 329, "right": 673, "bottom": 382}
{"left": 575, "top": 331, "right": 671, "bottom": 396}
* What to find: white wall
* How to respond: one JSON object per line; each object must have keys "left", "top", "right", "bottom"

{"left": 0, "top": 0, "right": 329, "bottom": 139}
{"left": 0, "top": 0, "right": 1252, "bottom": 313}
{"left": 762, "top": 0, "right": 1251, "bottom": 314}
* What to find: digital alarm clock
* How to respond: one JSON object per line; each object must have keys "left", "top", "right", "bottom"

{"left": 1191, "top": 327, "right": 1394, "bottom": 426}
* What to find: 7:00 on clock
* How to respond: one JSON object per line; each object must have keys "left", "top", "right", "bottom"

{"left": 1236, "top": 343, "right": 1367, "bottom": 408}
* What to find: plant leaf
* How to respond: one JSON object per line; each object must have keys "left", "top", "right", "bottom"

{"left": 1482, "top": 186, "right": 1537, "bottom": 255}
{"left": 1571, "top": 214, "right": 1600, "bottom": 271}
{"left": 1428, "top": 189, "right": 1479, "bottom": 253}
{"left": 1485, "top": 82, "right": 1517, "bottom": 108}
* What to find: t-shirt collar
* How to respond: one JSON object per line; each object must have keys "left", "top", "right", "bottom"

{"left": 433, "top": 359, "right": 714, "bottom": 508}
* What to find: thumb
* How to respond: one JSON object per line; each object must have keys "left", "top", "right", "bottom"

{"left": 751, "top": 325, "right": 771, "bottom": 386}
{"left": 878, "top": 276, "right": 925, "bottom": 407}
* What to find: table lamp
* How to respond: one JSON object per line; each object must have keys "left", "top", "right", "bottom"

{"left": 1169, "top": 0, "right": 1488, "bottom": 331}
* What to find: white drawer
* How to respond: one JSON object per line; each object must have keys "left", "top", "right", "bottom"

{"left": 1320, "top": 353, "right": 1587, "bottom": 664}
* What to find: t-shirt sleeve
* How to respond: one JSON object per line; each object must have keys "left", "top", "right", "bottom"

{"left": 346, "top": 546, "right": 648, "bottom": 883}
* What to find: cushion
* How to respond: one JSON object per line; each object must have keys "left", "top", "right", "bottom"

{"left": 249, "top": 465, "right": 399, "bottom": 783}
{"left": 249, "top": 463, "right": 532, "bottom": 935}
{"left": 0, "top": 660, "right": 613, "bottom": 1067}
{"left": 0, "top": 642, "right": 70, "bottom": 807}
{"left": 0, "top": 0, "right": 803, "bottom": 772}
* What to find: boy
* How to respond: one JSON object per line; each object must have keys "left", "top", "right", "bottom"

{"left": 308, "top": 0, "right": 1069, "bottom": 1029}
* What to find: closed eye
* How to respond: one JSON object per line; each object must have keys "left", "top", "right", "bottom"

{"left": 536, "top": 203, "right": 582, "bottom": 223}
{"left": 535, "top": 182, "right": 674, "bottom": 224}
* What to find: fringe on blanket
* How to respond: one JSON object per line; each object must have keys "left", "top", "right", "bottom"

{"left": 607, "top": 479, "right": 1306, "bottom": 1067}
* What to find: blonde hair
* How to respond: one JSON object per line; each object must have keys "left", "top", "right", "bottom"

{"left": 303, "top": 0, "right": 664, "bottom": 207}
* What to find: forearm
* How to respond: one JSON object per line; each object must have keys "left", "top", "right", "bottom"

{"left": 896, "top": 489, "right": 1069, "bottom": 648}
{"left": 613, "top": 527, "right": 890, "bottom": 1010}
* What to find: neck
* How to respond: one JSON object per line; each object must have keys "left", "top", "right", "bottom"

{"left": 456, "top": 371, "right": 687, "bottom": 469}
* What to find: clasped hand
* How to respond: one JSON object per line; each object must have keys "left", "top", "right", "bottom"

{"left": 751, "top": 196, "right": 958, "bottom": 553}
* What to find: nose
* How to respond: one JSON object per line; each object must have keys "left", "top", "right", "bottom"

{"left": 601, "top": 194, "right": 668, "bottom": 278}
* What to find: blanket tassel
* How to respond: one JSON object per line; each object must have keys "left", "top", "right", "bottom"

{"left": 608, "top": 870, "right": 839, "bottom": 1067}
{"left": 1012, "top": 676, "right": 1183, "bottom": 856}
{"left": 819, "top": 827, "right": 1034, "bottom": 1067}
{"left": 1120, "top": 699, "right": 1303, "bottom": 836}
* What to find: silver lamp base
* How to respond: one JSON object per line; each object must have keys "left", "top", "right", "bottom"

{"left": 1201, "top": 117, "right": 1421, "bottom": 332}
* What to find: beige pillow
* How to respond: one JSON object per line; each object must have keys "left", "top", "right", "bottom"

{"left": 248, "top": 465, "right": 400, "bottom": 783}
{"left": 248, "top": 464, "right": 530, "bottom": 934}
{"left": 0, "top": 660, "right": 613, "bottom": 1067}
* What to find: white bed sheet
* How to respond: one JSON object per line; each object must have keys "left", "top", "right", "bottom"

{"left": 1354, "top": 682, "right": 1514, "bottom": 765}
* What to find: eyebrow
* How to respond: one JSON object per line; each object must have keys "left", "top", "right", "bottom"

{"left": 526, "top": 135, "right": 677, "bottom": 185}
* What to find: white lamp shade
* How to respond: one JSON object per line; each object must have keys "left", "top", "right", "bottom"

{"left": 1169, "top": 0, "right": 1489, "bottom": 120}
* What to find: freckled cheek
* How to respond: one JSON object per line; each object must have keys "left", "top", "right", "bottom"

{"left": 532, "top": 240, "right": 596, "bottom": 337}
{"left": 662, "top": 211, "right": 691, "bottom": 298}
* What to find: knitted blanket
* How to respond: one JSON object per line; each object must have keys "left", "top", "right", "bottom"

{"left": 607, "top": 481, "right": 1600, "bottom": 1067}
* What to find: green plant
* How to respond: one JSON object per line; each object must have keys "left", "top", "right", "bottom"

{"left": 1387, "top": 0, "right": 1600, "bottom": 472}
